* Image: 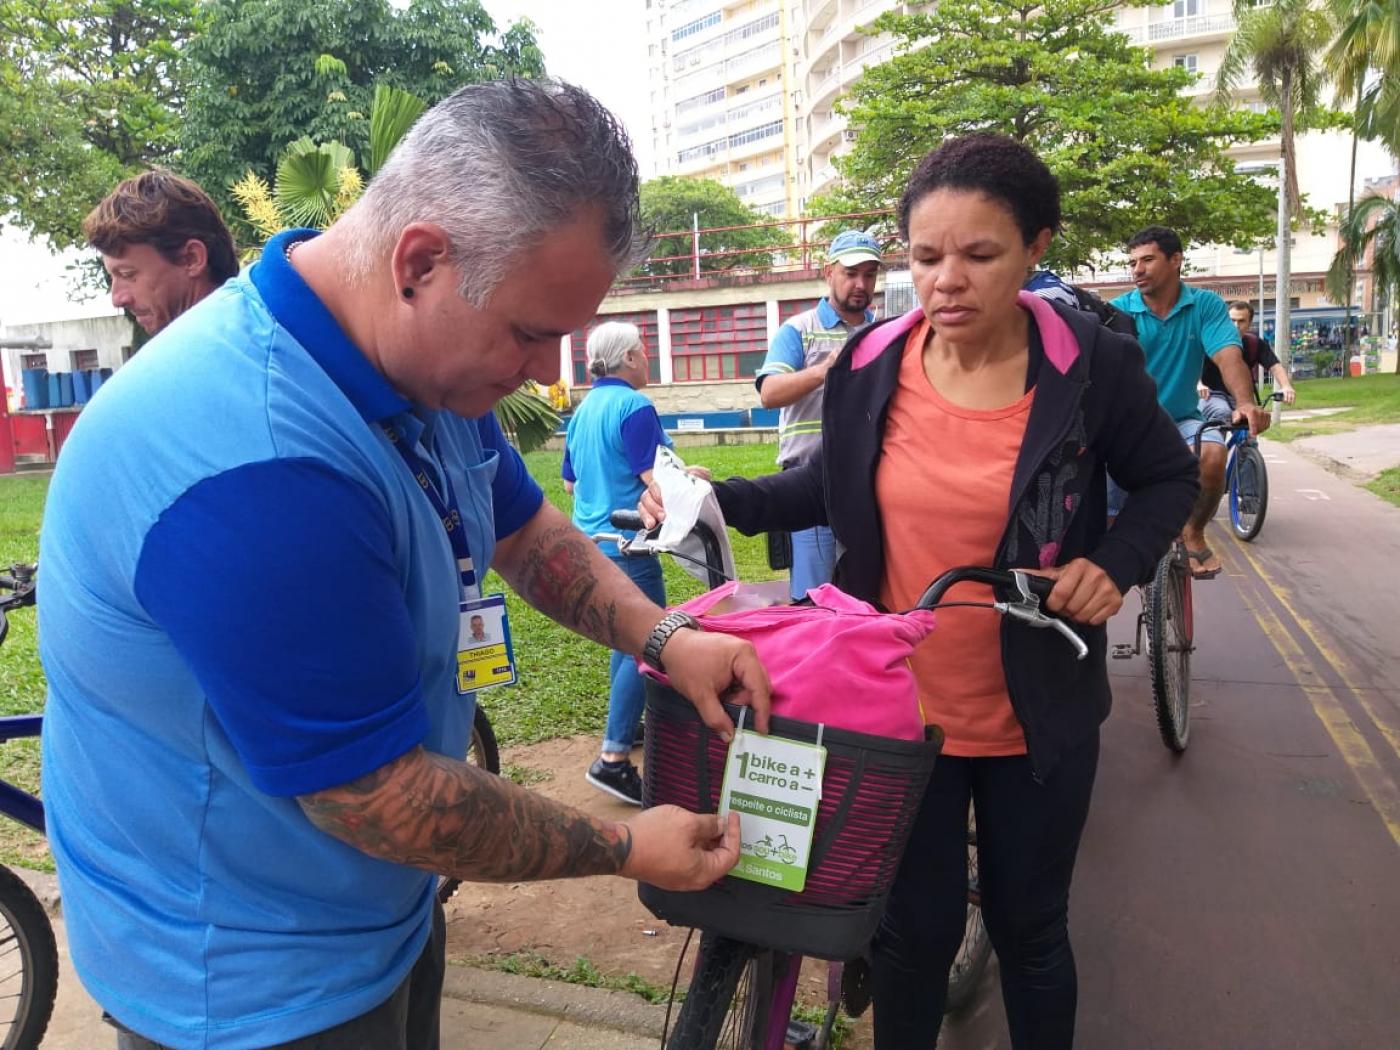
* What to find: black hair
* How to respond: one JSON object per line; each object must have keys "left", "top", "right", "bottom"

{"left": 897, "top": 134, "right": 1061, "bottom": 245}
{"left": 1228, "top": 299, "right": 1255, "bottom": 320}
{"left": 1126, "top": 225, "right": 1184, "bottom": 258}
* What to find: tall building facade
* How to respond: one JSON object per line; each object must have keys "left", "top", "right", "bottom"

{"left": 645, "top": 0, "right": 1393, "bottom": 346}
{"left": 645, "top": 0, "right": 802, "bottom": 219}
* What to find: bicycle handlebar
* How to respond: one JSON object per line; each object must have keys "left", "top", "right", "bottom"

{"left": 917, "top": 566, "right": 1086, "bottom": 660}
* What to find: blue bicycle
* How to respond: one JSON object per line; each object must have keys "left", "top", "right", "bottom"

{"left": 1219, "top": 391, "right": 1284, "bottom": 543}
{"left": 0, "top": 563, "right": 57, "bottom": 1050}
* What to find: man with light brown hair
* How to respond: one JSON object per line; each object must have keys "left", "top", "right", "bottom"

{"left": 83, "top": 169, "right": 238, "bottom": 335}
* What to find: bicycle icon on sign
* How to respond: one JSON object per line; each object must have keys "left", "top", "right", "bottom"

{"left": 746, "top": 833, "right": 797, "bottom": 865}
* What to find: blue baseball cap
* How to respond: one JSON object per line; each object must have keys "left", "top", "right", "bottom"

{"left": 826, "top": 230, "right": 883, "bottom": 267}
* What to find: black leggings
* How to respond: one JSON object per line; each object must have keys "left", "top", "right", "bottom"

{"left": 871, "top": 732, "right": 1099, "bottom": 1049}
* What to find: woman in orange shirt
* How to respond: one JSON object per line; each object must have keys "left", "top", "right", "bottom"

{"left": 645, "top": 135, "right": 1198, "bottom": 1047}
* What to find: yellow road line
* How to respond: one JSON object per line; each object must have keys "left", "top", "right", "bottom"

{"left": 1214, "top": 536, "right": 1400, "bottom": 850}
{"left": 1217, "top": 523, "right": 1400, "bottom": 760}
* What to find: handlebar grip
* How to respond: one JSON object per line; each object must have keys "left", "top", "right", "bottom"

{"left": 609, "top": 509, "right": 646, "bottom": 531}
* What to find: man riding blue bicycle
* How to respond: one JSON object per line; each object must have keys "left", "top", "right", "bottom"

{"left": 1197, "top": 298, "right": 1297, "bottom": 423}
{"left": 1111, "top": 227, "right": 1271, "bottom": 579}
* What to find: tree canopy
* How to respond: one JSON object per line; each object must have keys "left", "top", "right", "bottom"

{"left": 178, "top": 0, "right": 544, "bottom": 220}
{"left": 0, "top": 0, "right": 205, "bottom": 249}
{"left": 811, "top": 0, "right": 1283, "bottom": 273}
{"left": 638, "top": 176, "right": 791, "bottom": 277}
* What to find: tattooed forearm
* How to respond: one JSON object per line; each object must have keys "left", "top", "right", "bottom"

{"left": 299, "top": 747, "right": 633, "bottom": 882}
{"left": 509, "top": 522, "right": 623, "bottom": 649}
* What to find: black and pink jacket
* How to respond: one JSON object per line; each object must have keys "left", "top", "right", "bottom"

{"left": 716, "top": 294, "right": 1199, "bottom": 779}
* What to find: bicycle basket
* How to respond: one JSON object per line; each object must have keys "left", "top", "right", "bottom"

{"left": 639, "top": 682, "right": 942, "bottom": 961}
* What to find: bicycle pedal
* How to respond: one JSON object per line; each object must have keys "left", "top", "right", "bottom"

{"left": 785, "top": 1019, "right": 818, "bottom": 1049}
{"left": 1111, "top": 644, "right": 1135, "bottom": 659}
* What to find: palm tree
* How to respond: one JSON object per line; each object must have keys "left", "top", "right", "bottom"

{"left": 1216, "top": 0, "right": 1336, "bottom": 397}
{"left": 231, "top": 84, "right": 561, "bottom": 452}
{"left": 1327, "top": 193, "right": 1400, "bottom": 374}
{"left": 1326, "top": 0, "right": 1400, "bottom": 365}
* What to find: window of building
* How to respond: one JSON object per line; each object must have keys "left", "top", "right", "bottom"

{"left": 20, "top": 353, "right": 46, "bottom": 371}
{"left": 71, "top": 348, "right": 99, "bottom": 371}
{"left": 672, "top": 11, "right": 720, "bottom": 42}
{"left": 1173, "top": 0, "right": 1199, "bottom": 16}
{"left": 569, "top": 312, "right": 661, "bottom": 387}
{"left": 1173, "top": 53, "right": 1199, "bottom": 72}
{"left": 669, "top": 303, "right": 768, "bottom": 382}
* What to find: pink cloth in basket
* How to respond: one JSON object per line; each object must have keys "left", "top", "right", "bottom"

{"left": 641, "top": 582, "right": 936, "bottom": 741}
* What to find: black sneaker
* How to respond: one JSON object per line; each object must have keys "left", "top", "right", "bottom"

{"left": 586, "top": 758, "right": 643, "bottom": 806}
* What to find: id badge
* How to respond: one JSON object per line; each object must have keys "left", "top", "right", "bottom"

{"left": 455, "top": 594, "right": 516, "bottom": 693}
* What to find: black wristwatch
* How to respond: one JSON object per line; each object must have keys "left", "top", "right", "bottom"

{"left": 641, "top": 611, "right": 701, "bottom": 672}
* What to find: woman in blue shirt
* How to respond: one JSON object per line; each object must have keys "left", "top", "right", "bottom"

{"left": 563, "top": 322, "right": 677, "bottom": 804}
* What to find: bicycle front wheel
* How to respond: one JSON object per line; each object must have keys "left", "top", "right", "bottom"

{"left": 668, "top": 932, "right": 768, "bottom": 1050}
{"left": 1147, "top": 552, "right": 1192, "bottom": 752}
{"left": 0, "top": 864, "right": 58, "bottom": 1050}
{"left": 437, "top": 705, "right": 502, "bottom": 905}
{"left": 1229, "top": 443, "right": 1269, "bottom": 542}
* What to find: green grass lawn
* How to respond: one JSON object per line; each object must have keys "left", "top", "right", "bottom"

{"left": 0, "top": 446, "right": 785, "bottom": 869}
{"left": 0, "top": 474, "right": 49, "bottom": 869}
{"left": 1269, "top": 373, "right": 1400, "bottom": 443}
{"left": 1366, "top": 466, "right": 1400, "bottom": 508}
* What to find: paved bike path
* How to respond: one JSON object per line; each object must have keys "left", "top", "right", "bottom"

{"left": 942, "top": 438, "right": 1400, "bottom": 1048}
{"left": 940, "top": 439, "right": 1400, "bottom": 1047}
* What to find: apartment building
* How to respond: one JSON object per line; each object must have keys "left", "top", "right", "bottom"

{"left": 645, "top": 0, "right": 802, "bottom": 219}
{"left": 646, "top": 0, "right": 1393, "bottom": 342}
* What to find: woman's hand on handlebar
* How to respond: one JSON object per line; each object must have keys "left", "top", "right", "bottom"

{"left": 638, "top": 479, "right": 667, "bottom": 530}
{"left": 661, "top": 627, "right": 771, "bottom": 742}
{"left": 1026, "top": 558, "right": 1122, "bottom": 626}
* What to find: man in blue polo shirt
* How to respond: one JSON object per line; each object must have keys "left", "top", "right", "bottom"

{"left": 1111, "top": 226, "right": 1268, "bottom": 578}
{"left": 756, "top": 229, "right": 880, "bottom": 598}
{"left": 39, "top": 80, "right": 770, "bottom": 1050}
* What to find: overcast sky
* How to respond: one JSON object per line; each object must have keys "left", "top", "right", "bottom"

{"left": 0, "top": 0, "right": 652, "bottom": 327}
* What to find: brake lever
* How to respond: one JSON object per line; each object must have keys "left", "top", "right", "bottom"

{"left": 993, "top": 595, "right": 1090, "bottom": 660}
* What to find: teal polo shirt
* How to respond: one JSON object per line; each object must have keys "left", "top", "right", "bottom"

{"left": 39, "top": 229, "right": 542, "bottom": 1048}
{"left": 1111, "top": 283, "right": 1241, "bottom": 422}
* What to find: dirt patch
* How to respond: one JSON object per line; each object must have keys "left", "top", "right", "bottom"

{"left": 443, "top": 735, "right": 873, "bottom": 1046}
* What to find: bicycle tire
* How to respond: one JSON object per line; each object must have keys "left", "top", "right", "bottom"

{"left": 945, "top": 818, "right": 992, "bottom": 1014}
{"left": 668, "top": 932, "right": 763, "bottom": 1049}
{"left": 436, "top": 706, "right": 502, "bottom": 905}
{"left": 1147, "top": 552, "right": 1191, "bottom": 752}
{"left": 1229, "top": 443, "right": 1269, "bottom": 542}
{"left": 0, "top": 864, "right": 58, "bottom": 1050}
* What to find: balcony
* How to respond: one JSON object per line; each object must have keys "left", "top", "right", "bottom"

{"left": 1120, "top": 12, "right": 1237, "bottom": 45}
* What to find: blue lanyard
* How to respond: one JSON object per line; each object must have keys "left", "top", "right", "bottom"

{"left": 380, "top": 422, "right": 477, "bottom": 594}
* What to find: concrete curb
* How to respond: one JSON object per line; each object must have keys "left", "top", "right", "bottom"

{"left": 442, "top": 964, "right": 672, "bottom": 1039}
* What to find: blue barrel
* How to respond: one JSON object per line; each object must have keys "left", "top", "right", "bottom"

{"left": 72, "top": 371, "right": 91, "bottom": 404}
{"left": 46, "top": 373, "right": 61, "bottom": 408}
{"left": 57, "top": 372, "right": 74, "bottom": 407}
{"left": 21, "top": 369, "right": 47, "bottom": 409}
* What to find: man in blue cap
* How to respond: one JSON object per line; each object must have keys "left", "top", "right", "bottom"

{"left": 755, "top": 229, "right": 881, "bottom": 599}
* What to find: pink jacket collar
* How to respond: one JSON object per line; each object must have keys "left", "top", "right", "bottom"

{"left": 850, "top": 291, "right": 1082, "bottom": 375}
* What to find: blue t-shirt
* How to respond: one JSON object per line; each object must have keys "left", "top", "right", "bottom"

{"left": 38, "top": 229, "right": 543, "bottom": 1048}
{"left": 562, "top": 377, "right": 672, "bottom": 554}
{"left": 1110, "top": 283, "right": 1241, "bottom": 422}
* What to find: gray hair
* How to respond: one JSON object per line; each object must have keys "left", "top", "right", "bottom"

{"left": 586, "top": 321, "right": 641, "bottom": 378}
{"left": 339, "top": 79, "right": 646, "bottom": 306}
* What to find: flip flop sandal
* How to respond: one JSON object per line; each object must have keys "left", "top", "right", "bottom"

{"left": 1186, "top": 546, "right": 1221, "bottom": 580}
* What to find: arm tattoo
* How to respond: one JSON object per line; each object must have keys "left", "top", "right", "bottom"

{"left": 300, "top": 747, "right": 632, "bottom": 882}
{"left": 512, "top": 522, "right": 622, "bottom": 649}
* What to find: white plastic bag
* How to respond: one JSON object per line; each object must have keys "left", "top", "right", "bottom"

{"left": 652, "top": 446, "right": 737, "bottom": 585}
